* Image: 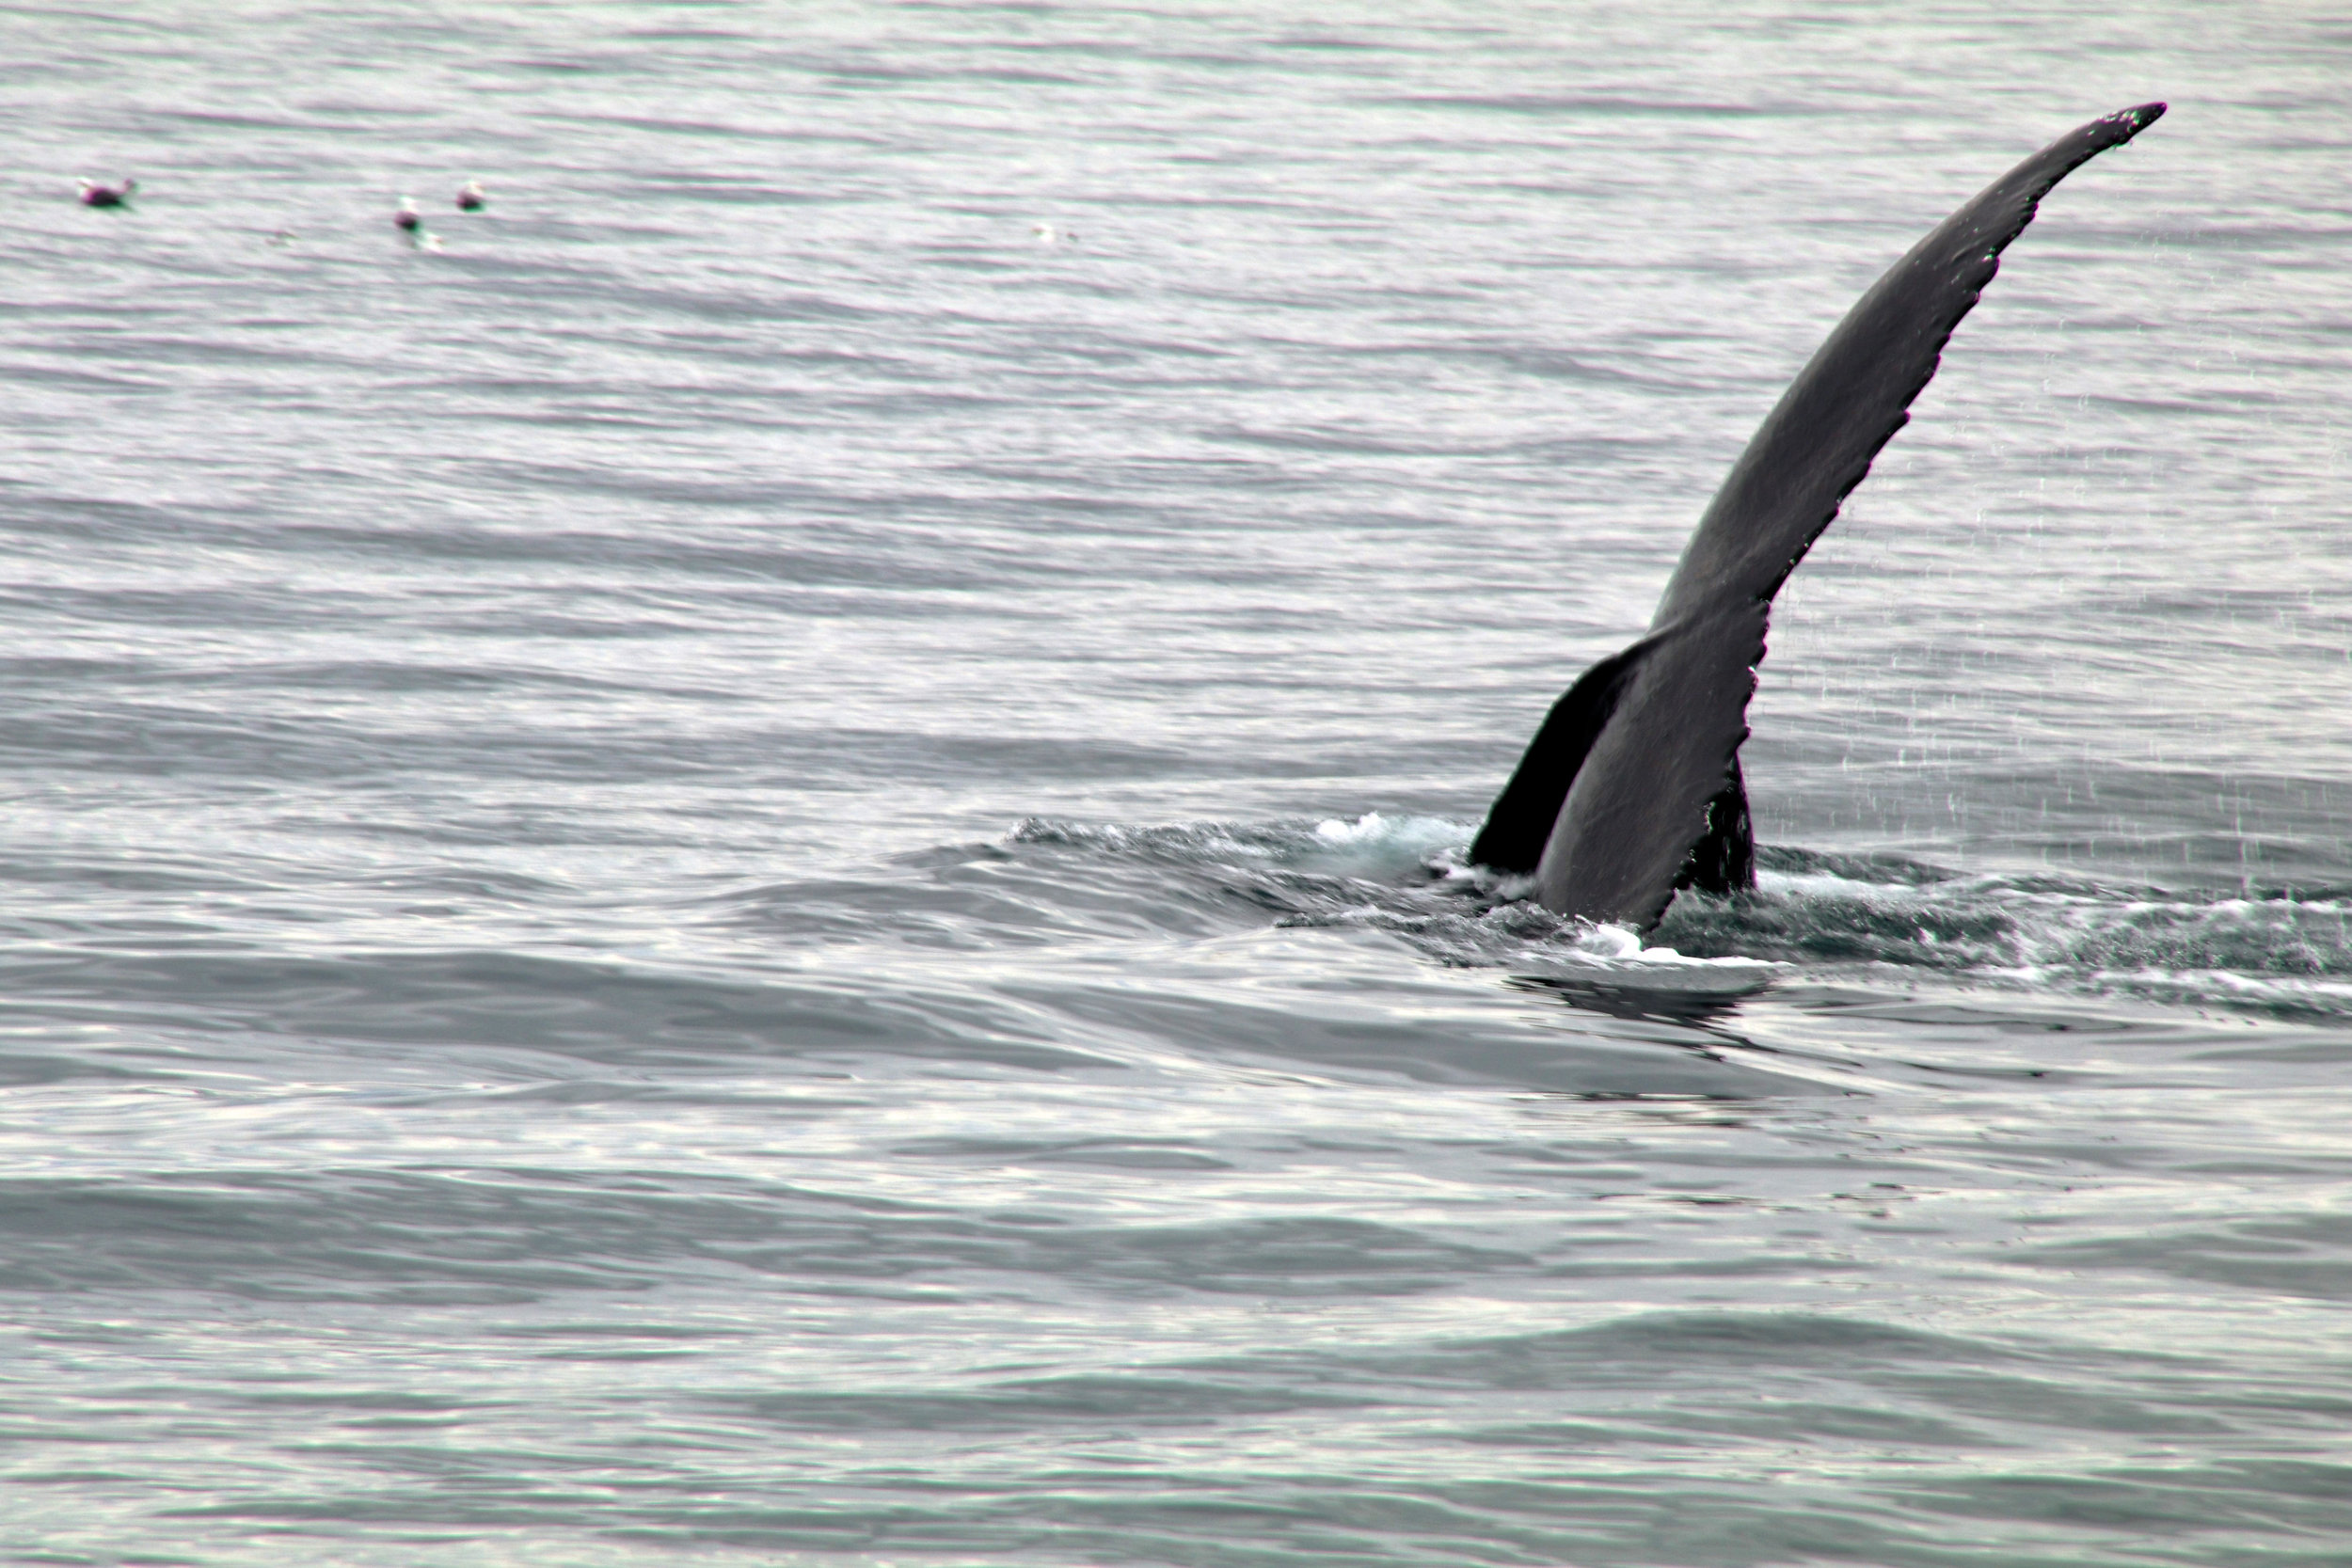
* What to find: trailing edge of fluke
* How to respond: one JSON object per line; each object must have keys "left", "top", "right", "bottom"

{"left": 1469, "top": 102, "right": 2167, "bottom": 932}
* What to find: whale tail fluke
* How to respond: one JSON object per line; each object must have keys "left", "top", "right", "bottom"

{"left": 1468, "top": 634, "right": 1662, "bottom": 878}
{"left": 1473, "top": 103, "right": 2166, "bottom": 930}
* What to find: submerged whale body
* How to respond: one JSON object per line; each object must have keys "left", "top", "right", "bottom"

{"left": 1470, "top": 103, "right": 2167, "bottom": 932}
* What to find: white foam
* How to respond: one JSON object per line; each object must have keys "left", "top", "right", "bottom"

{"left": 1502, "top": 919, "right": 1789, "bottom": 994}
{"left": 1572, "top": 921, "right": 1784, "bottom": 969}
{"left": 1309, "top": 813, "right": 1469, "bottom": 863}
{"left": 1757, "top": 866, "right": 1934, "bottom": 903}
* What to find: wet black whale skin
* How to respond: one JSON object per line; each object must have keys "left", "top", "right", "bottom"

{"left": 1470, "top": 103, "right": 2167, "bottom": 930}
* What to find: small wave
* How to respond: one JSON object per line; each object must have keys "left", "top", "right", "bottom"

{"left": 1311, "top": 809, "right": 1457, "bottom": 848}
{"left": 1005, "top": 815, "right": 1783, "bottom": 999}
{"left": 1513, "top": 920, "right": 1787, "bottom": 996}
{"left": 1009, "top": 816, "right": 1280, "bottom": 862}
{"left": 1011, "top": 821, "right": 2352, "bottom": 1022}
{"left": 1666, "top": 847, "right": 2352, "bottom": 1020}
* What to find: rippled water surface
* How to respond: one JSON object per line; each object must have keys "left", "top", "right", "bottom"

{"left": 4, "top": 3, "right": 2350, "bottom": 1563}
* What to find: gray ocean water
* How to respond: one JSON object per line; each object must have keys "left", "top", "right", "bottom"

{"left": 4, "top": 4, "right": 2350, "bottom": 1563}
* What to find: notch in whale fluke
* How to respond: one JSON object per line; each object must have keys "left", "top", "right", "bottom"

{"left": 1470, "top": 102, "right": 2166, "bottom": 931}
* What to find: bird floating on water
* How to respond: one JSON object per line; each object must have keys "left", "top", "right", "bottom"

{"left": 456, "top": 181, "right": 486, "bottom": 212}
{"left": 394, "top": 198, "right": 442, "bottom": 250}
{"left": 79, "top": 178, "right": 135, "bottom": 209}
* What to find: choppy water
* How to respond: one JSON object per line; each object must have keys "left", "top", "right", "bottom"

{"left": 4, "top": 3, "right": 2350, "bottom": 1563}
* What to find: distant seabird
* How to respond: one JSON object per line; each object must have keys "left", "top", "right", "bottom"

{"left": 456, "top": 182, "right": 486, "bottom": 212}
{"left": 395, "top": 198, "right": 441, "bottom": 250}
{"left": 78, "top": 178, "right": 135, "bottom": 209}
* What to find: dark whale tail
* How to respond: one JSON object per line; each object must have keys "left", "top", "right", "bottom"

{"left": 1470, "top": 102, "right": 2166, "bottom": 930}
